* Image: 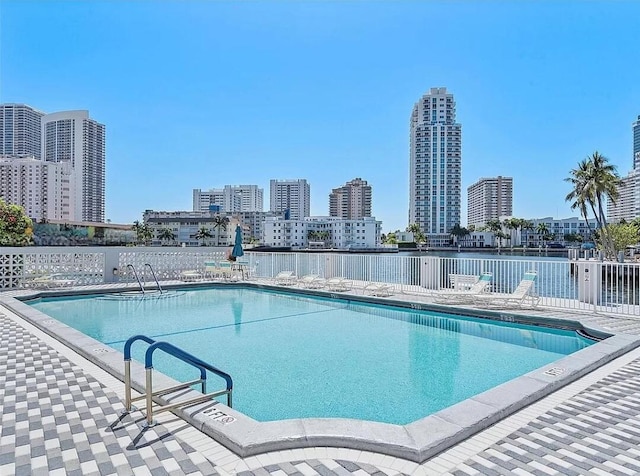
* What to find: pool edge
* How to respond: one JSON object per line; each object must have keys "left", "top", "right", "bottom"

{"left": 3, "top": 285, "right": 640, "bottom": 463}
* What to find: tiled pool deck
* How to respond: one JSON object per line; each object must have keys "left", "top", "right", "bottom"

{"left": 2, "top": 281, "right": 640, "bottom": 475}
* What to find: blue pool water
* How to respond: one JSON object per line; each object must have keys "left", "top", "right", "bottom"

{"left": 29, "top": 288, "right": 593, "bottom": 425}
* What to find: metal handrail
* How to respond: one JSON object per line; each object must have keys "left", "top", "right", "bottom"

{"left": 143, "top": 263, "right": 164, "bottom": 293}
{"left": 126, "top": 264, "right": 145, "bottom": 294}
{"left": 123, "top": 334, "right": 233, "bottom": 426}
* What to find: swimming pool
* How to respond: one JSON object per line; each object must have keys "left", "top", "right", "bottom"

{"left": 29, "top": 287, "right": 593, "bottom": 425}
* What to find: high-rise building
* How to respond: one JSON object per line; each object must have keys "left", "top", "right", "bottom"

{"left": 0, "top": 156, "right": 69, "bottom": 221}
{"left": 633, "top": 115, "right": 640, "bottom": 165}
{"left": 0, "top": 104, "right": 44, "bottom": 159}
{"left": 467, "top": 176, "right": 513, "bottom": 227}
{"left": 329, "top": 178, "right": 372, "bottom": 219}
{"left": 42, "top": 110, "right": 106, "bottom": 222}
{"left": 193, "top": 185, "right": 263, "bottom": 213}
{"left": 269, "top": 179, "right": 310, "bottom": 220}
{"left": 409, "top": 87, "right": 461, "bottom": 246}
{"left": 608, "top": 153, "right": 640, "bottom": 223}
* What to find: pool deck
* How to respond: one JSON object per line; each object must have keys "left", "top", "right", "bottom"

{"left": 2, "top": 281, "right": 640, "bottom": 475}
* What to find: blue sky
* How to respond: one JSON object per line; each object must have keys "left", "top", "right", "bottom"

{"left": 1, "top": 1, "right": 639, "bottom": 231}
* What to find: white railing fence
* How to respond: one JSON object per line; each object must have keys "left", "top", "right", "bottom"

{"left": 2, "top": 247, "right": 640, "bottom": 317}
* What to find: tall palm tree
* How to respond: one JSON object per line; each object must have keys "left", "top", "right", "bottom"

{"left": 212, "top": 215, "right": 230, "bottom": 245}
{"left": 449, "top": 224, "right": 469, "bottom": 245}
{"left": 406, "top": 223, "right": 425, "bottom": 244}
{"left": 194, "top": 227, "right": 213, "bottom": 246}
{"left": 157, "top": 228, "right": 176, "bottom": 246}
{"left": 536, "top": 223, "right": 550, "bottom": 246}
{"left": 565, "top": 152, "right": 620, "bottom": 257}
{"left": 132, "top": 220, "right": 153, "bottom": 245}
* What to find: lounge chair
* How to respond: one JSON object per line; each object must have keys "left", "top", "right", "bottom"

{"left": 363, "top": 282, "right": 394, "bottom": 297}
{"left": 24, "top": 273, "right": 77, "bottom": 289}
{"left": 325, "top": 277, "right": 352, "bottom": 292}
{"left": 298, "top": 274, "right": 325, "bottom": 289}
{"left": 180, "top": 270, "right": 202, "bottom": 282}
{"left": 274, "top": 271, "right": 297, "bottom": 286}
{"left": 472, "top": 271, "right": 539, "bottom": 309}
{"left": 203, "top": 262, "right": 237, "bottom": 281}
{"left": 431, "top": 272, "right": 493, "bottom": 304}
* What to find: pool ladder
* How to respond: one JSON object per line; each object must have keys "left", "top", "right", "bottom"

{"left": 123, "top": 335, "right": 233, "bottom": 426}
{"left": 126, "top": 263, "right": 163, "bottom": 294}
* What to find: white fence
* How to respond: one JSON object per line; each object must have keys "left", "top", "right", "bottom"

{"left": 2, "top": 247, "right": 640, "bottom": 317}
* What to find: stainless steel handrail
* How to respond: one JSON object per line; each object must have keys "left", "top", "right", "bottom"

{"left": 144, "top": 263, "right": 164, "bottom": 293}
{"left": 123, "top": 334, "right": 233, "bottom": 426}
{"left": 126, "top": 264, "right": 145, "bottom": 294}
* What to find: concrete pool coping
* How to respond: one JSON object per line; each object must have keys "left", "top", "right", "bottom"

{"left": 3, "top": 282, "right": 640, "bottom": 463}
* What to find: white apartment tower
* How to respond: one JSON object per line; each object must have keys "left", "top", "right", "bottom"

{"left": 633, "top": 115, "right": 640, "bottom": 163}
{"left": 409, "top": 87, "right": 461, "bottom": 245}
{"left": 42, "top": 110, "right": 106, "bottom": 222}
{"left": 329, "top": 177, "right": 372, "bottom": 219}
{"left": 0, "top": 104, "right": 44, "bottom": 159}
{"left": 467, "top": 176, "right": 513, "bottom": 227}
{"left": 0, "top": 157, "right": 68, "bottom": 221}
{"left": 193, "top": 185, "right": 263, "bottom": 213}
{"left": 269, "top": 179, "right": 310, "bottom": 220}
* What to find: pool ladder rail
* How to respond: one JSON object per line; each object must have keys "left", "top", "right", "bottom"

{"left": 123, "top": 335, "right": 233, "bottom": 426}
{"left": 125, "top": 263, "right": 164, "bottom": 294}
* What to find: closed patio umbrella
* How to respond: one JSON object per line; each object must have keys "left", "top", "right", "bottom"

{"left": 231, "top": 225, "right": 244, "bottom": 259}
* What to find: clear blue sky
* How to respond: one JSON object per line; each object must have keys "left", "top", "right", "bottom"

{"left": 1, "top": 1, "right": 639, "bottom": 231}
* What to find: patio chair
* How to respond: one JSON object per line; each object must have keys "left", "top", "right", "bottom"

{"left": 25, "top": 273, "right": 77, "bottom": 289}
{"left": 297, "top": 274, "right": 325, "bottom": 289}
{"left": 325, "top": 277, "right": 352, "bottom": 292}
{"left": 363, "top": 282, "right": 394, "bottom": 297}
{"left": 273, "top": 271, "right": 297, "bottom": 286}
{"left": 431, "top": 272, "right": 493, "bottom": 304}
{"left": 472, "top": 270, "right": 539, "bottom": 309}
{"left": 180, "top": 270, "right": 203, "bottom": 282}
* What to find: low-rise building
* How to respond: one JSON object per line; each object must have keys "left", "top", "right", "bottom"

{"left": 262, "top": 216, "right": 381, "bottom": 249}
{"left": 143, "top": 210, "right": 239, "bottom": 247}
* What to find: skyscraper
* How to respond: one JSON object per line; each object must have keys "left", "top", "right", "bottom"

{"left": 409, "top": 87, "right": 461, "bottom": 246}
{"left": 269, "top": 179, "right": 310, "bottom": 220}
{"left": 42, "top": 110, "right": 106, "bottom": 222}
{"left": 193, "top": 185, "right": 263, "bottom": 213}
{"left": 0, "top": 104, "right": 44, "bottom": 159}
{"left": 633, "top": 115, "right": 640, "bottom": 167}
{"left": 467, "top": 176, "right": 513, "bottom": 228}
{"left": 329, "top": 178, "right": 372, "bottom": 219}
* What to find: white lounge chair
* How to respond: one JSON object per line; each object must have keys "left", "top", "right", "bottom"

{"left": 298, "top": 274, "right": 325, "bottom": 289}
{"left": 274, "top": 271, "right": 297, "bottom": 286}
{"left": 473, "top": 271, "right": 539, "bottom": 309}
{"left": 363, "top": 282, "right": 394, "bottom": 297}
{"left": 24, "top": 273, "right": 77, "bottom": 289}
{"left": 431, "top": 272, "right": 493, "bottom": 304}
{"left": 325, "top": 277, "right": 352, "bottom": 292}
{"left": 180, "top": 270, "right": 202, "bottom": 282}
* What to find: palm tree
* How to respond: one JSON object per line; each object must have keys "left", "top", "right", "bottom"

{"left": 406, "top": 223, "right": 425, "bottom": 244}
{"left": 194, "top": 227, "right": 213, "bottom": 246}
{"left": 449, "top": 224, "right": 469, "bottom": 245}
{"left": 157, "top": 228, "right": 176, "bottom": 246}
{"left": 565, "top": 152, "right": 620, "bottom": 258}
{"left": 536, "top": 223, "right": 549, "bottom": 246}
{"left": 212, "top": 215, "right": 230, "bottom": 245}
{"left": 132, "top": 220, "right": 153, "bottom": 245}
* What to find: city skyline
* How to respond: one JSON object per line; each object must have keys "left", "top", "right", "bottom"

{"left": 1, "top": 1, "right": 639, "bottom": 231}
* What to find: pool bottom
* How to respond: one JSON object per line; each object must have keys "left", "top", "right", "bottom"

{"left": 5, "top": 282, "right": 640, "bottom": 462}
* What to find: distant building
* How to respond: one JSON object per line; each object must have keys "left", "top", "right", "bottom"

{"left": 608, "top": 158, "right": 640, "bottom": 223}
{"left": 467, "top": 176, "right": 513, "bottom": 228}
{"left": 0, "top": 156, "right": 68, "bottom": 221}
{"left": 329, "top": 177, "right": 372, "bottom": 219}
{"left": 143, "top": 210, "right": 239, "bottom": 247}
{"left": 520, "top": 217, "right": 598, "bottom": 246}
{"left": 0, "top": 104, "right": 44, "bottom": 159}
{"left": 409, "top": 87, "right": 461, "bottom": 246}
{"left": 42, "top": 110, "right": 106, "bottom": 222}
{"left": 633, "top": 115, "right": 640, "bottom": 163}
{"left": 262, "top": 216, "right": 381, "bottom": 249}
{"left": 193, "top": 185, "right": 263, "bottom": 213}
{"left": 269, "top": 179, "right": 310, "bottom": 220}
